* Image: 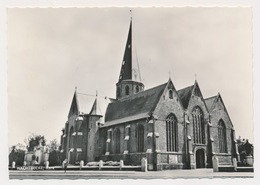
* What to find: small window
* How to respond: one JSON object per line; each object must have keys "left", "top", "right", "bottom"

{"left": 125, "top": 85, "right": 130, "bottom": 95}
{"left": 136, "top": 86, "right": 139, "bottom": 93}
{"left": 117, "top": 87, "right": 121, "bottom": 98}
{"left": 169, "top": 90, "right": 173, "bottom": 99}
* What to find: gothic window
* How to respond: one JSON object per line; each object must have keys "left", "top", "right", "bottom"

{"left": 169, "top": 90, "right": 173, "bottom": 99}
{"left": 192, "top": 106, "right": 205, "bottom": 144}
{"left": 103, "top": 132, "right": 107, "bottom": 154}
{"left": 125, "top": 85, "right": 130, "bottom": 95}
{"left": 64, "top": 123, "right": 69, "bottom": 150}
{"left": 114, "top": 128, "right": 121, "bottom": 154}
{"left": 126, "top": 126, "right": 131, "bottom": 152}
{"left": 107, "top": 130, "right": 112, "bottom": 154}
{"left": 166, "top": 113, "right": 178, "bottom": 152}
{"left": 137, "top": 125, "right": 144, "bottom": 152}
{"left": 117, "top": 87, "right": 121, "bottom": 98}
{"left": 218, "top": 120, "right": 227, "bottom": 153}
{"left": 69, "top": 126, "right": 74, "bottom": 148}
{"left": 136, "top": 85, "right": 139, "bottom": 93}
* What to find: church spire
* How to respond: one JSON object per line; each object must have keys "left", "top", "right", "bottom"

{"left": 118, "top": 20, "right": 132, "bottom": 82}
{"left": 116, "top": 15, "right": 144, "bottom": 100}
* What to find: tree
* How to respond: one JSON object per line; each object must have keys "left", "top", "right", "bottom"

{"left": 48, "top": 138, "right": 59, "bottom": 152}
{"left": 9, "top": 145, "right": 26, "bottom": 167}
{"left": 47, "top": 139, "right": 60, "bottom": 166}
{"left": 24, "top": 133, "right": 46, "bottom": 152}
{"left": 237, "top": 136, "right": 254, "bottom": 166}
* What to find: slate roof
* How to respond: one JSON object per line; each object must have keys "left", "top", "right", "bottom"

{"left": 75, "top": 93, "right": 110, "bottom": 116}
{"left": 90, "top": 96, "right": 111, "bottom": 117}
{"left": 204, "top": 95, "right": 217, "bottom": 112}
{"left": 104, "top": 83, "right": 167, "bottom": 126}
{"left": 76, "top": 93, "right": 96, "bottom": 114}
{"left": 177, "top": 85, "right": 194, "bottom": 109}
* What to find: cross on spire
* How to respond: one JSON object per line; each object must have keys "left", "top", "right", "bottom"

{"left": 130, "top": 9, "right": 132, "bottom": 20}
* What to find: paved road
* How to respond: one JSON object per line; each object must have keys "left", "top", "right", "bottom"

{"left": 9, "top": 169, "right": 254, "bottom": 179}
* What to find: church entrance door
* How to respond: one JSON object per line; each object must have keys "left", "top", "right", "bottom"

{"left": 196, "top": 149, "right": 205, "bottom": 168}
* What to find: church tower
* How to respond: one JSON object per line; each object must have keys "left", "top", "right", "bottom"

{"left": 116, "top": 19, "right": 144, "bottom": 99}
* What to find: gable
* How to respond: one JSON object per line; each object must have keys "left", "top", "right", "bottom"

{"left": 68, "top": 91, "right": 100, "bottom": 117}
{"left": 211, "top": 94, "right": 233, "bottom": 127}
{"left": 193, "top": 82, "right": 203, "bottom": 97}
{"left": 68, "top": 93, "right": 79, "bottom": 117}
{"left": 90, "top": 98, "right": 101, "bottom": 116}
{"left": 153, "top": 79, "right": 184, "bottom": 119}
{"left": 157, "top": 79, "right": 184, "bottom": 108}
{"left": 90, "top": 97, "right": 111, "bottom": 118}
{"left": 190, "top": 81, "right": 210, "bottom": 113}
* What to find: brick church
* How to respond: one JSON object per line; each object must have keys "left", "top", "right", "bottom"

{"left": 59, "top": 19, "right": 239, "bottom": 170}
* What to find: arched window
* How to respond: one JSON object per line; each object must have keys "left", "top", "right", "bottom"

{"left": 218, "top": 120, "right": 227, "bottom": 153}
{"left": 192, "top": 106, "right": 205, "bottom": 144}
{"left": 166, "top": 113, "right": 178, "bottom": 152}
{"left": 63, "top": 123, "right": 69, "bottom": 151}
{"left": 136, "top": 85, "right": 139, "bottom": 93}
{"left": 137, "top": 125, "right": 144, "bottom": 152}
{"left": 125, "top": 85, "right": 129, "bottom": 95}
{"left": 69, "top": 126, "right": 74, "bottom": 148}
{"left": 169, "top": 90, "right": 173, "bottom": 99}
{"left": 102, "top": 131, "right": 107, "bottom": 154}
{"left": 117, "top": 87, "right": 121, "bottom": 98}
{"left": 114, "top": 128, "right": 121, "bottom": 154}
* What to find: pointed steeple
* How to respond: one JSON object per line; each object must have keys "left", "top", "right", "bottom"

{"left": 90, "top": 96, "right": 102, "bottom": 116}
{"left": 118, "top": 20, "right": 132, "bottom": 82}
{"left": 116, "top": 16, "right": 144, "bottom": 100}
{"left": 68, "top": 91, "right": 79, "bottom": 117}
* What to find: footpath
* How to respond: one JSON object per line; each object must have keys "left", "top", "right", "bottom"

{"left": 9, "top": 169, "right": 254, "bottom": 179}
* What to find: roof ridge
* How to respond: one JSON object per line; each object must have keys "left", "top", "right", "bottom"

{"left": 176, "top": 84, "right": 194, "bottom": 109}
{"left": 118, "top": 82, "right": 167, "bottom": 102}
{"left": 177, "top": 84, "right": 194, "bottom": 92}
{"left": 204, "top": 95, "right": 217, "bottom": 100}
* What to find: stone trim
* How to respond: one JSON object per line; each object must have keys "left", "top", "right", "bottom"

{"left": 213, "top": 153, "right": 231, "bottom": 156}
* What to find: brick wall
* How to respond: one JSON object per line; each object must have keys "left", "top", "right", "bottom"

{"left": 153, "top": 86, "right": 184, "bottom": 153}
{"left": 209, "top": 97, "right": 234, "bottom": 165}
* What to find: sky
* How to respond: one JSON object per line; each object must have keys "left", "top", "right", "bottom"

{"left": 7, "top": 7, "right": 253, "bottom": 147}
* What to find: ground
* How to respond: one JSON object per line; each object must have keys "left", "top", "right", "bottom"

{"left": 9, "top": 169, "right": 253, "bottom": 179}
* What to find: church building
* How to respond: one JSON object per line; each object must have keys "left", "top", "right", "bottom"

{"left": 59, "top": 18, "right": 239, "bottom": 170}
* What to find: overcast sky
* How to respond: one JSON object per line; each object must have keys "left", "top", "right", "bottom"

{"left": 7, "top": 7, "right": 253, "bottom": 147}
